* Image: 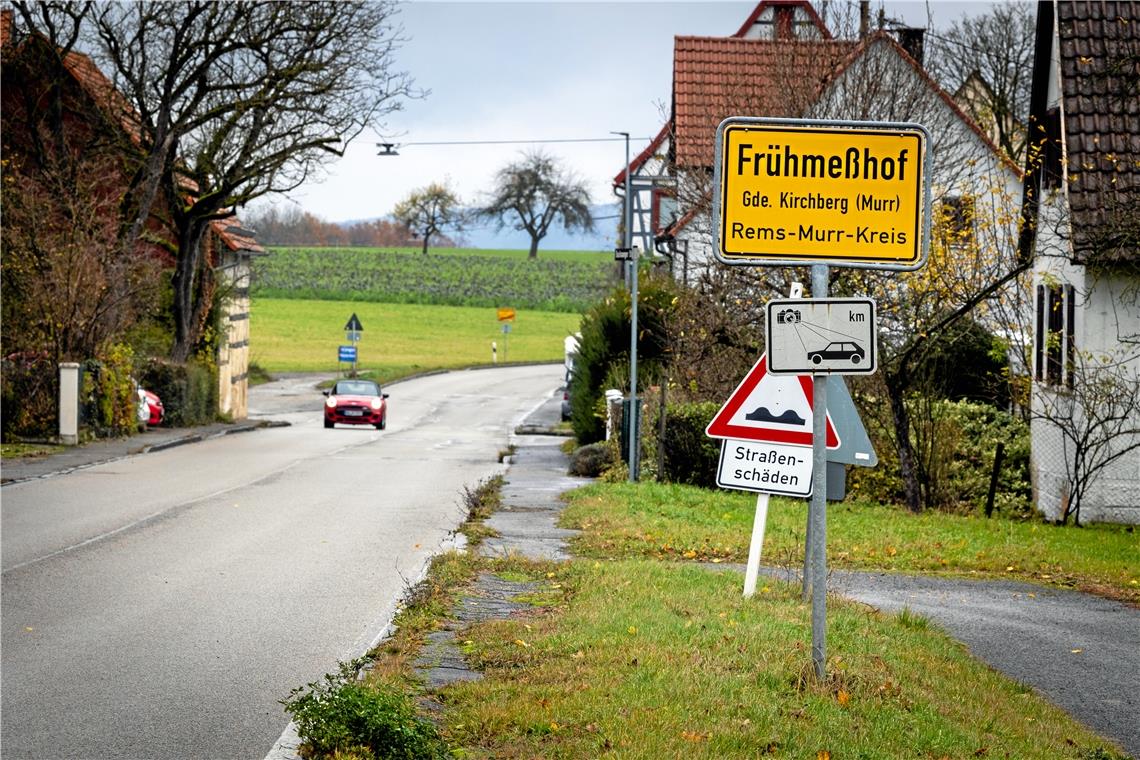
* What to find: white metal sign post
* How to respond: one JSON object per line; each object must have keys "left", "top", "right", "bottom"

{"left": 706, "top": 354, "right": 838, "bottom": 598}
{"left": 710, "top": 116, "right": 931, "bottom": 680}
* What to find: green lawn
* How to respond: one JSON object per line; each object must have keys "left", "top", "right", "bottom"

{"left": 251, "top": 298, "right": 581, "bottom": 375}
{"left": 561, "top": 481, "right": 1140, "bottom": 604}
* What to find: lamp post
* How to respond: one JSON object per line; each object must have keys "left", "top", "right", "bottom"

{"left": 613, "top": 130, "right": 639, "bottom": 482}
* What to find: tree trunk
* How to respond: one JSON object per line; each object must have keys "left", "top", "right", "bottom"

{"left": 170, "top": 219, "right": 210, "bottom": 362}
{"left": 527, "top": 236, "right": 539, "bottom": 259}
{"left": 421, "top": 231, "right": 430, "bottom": 255}
{"left": 885, "top": 371, "right": 923, "bottom": 512}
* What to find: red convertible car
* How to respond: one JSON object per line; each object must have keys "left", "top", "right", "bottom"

{"left": 324, "top": 379, "right": 388, "bottom": 429}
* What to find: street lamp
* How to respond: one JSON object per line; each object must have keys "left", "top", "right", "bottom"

{"left": 612, "top": 130, "right": 639, "bottom": 482}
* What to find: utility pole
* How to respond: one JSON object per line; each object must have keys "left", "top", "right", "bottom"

{"left": 613, "top": 130, "right": 639, "bottom": 482}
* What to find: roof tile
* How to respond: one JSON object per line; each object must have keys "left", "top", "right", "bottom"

{"left": 1057, "top": 0, "right": 1140, "bottom": 265}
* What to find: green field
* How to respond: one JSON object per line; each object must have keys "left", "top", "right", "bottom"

{"left": 252, "top": 247, "right": 618, "bottom": 312}
{"left": 251, "top": 298, "right": 581, "bottom": 375}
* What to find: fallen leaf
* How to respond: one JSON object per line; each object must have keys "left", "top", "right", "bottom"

{"left": 1071, "top": 648, "right": 1083, "bottom": 654}
{"left": 683, "top": 550, "right": 697, "bottom": 559}
{"left": 628, "top": 626, "right": 638, "bottom": 635}
{"left": 837, "top": 690, "right": 850, "bottom": 706}
{"left": 817, "top": 751, "right": 831, "bottom": 760}
{"left": 549, "top": 721, "right": 560, "bottom": 732}
{"left": 681, "top": 731, "right": 709, "bottom": 742}
{"left": 514, "top": 639, "right": 530, "bottom": 648}
{"left": 887, "top": 546, "right": 898, "bottom": 557}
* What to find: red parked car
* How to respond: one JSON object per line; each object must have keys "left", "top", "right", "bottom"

{"left": 323, "top": 379, "right": 388, "bottom": 429}
{"left": 137, "top": 387, "right": 164, "bottom": 427}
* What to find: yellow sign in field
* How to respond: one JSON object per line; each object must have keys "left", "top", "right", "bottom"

{"left": 496, "top": 307, "right": 516, "bottom": 322}
{"left": 713, "top": 119, "right": 930, "bottom": 269}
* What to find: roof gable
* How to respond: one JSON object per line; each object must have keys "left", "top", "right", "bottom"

{"left": 733, "top": 0, "right": 832, "bottom": 40}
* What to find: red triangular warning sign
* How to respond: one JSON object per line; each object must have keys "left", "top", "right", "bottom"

{"left": 705, "top": 354, "right": 839, "bottom": 448}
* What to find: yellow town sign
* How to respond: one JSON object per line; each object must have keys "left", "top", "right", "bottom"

{"left": 713, "top": 118, "right": 931, "bottom": 270}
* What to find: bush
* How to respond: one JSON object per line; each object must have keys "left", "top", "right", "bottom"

{"left": 85, "top": 343, "right": 137, "bottom": 437}
{"left": 851, "top": 396, "right": 1031, "bottom": 515}
{"left": 282, "top": 660, "right": 448, "bottom": 760}
{"left": 570, "top": 275, "right": 679, "bottom": 444}
{"left": 568, "top": 441, "right": 616, "bottom": 477}
{"left": 1, "top": 352, "right": 57, "bottom": 441}
{"left": 138, "top": 358, "right": 217, "bottom": 427}
{"left": 654, "top": 401, "right": 722, "bottom": 489}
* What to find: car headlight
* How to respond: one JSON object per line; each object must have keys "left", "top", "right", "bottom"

{"left": 325, "top": 396, "right": 337, "bottom": 408}
{"left": 370, "top": 397, "right": 383, "bottom": 410}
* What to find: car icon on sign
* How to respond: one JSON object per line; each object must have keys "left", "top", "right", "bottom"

{"left": 808, "top": 341, "right": 865, "bottom": 365}
{"left": 776, "top": 308, "right": 801, "bottom": 324}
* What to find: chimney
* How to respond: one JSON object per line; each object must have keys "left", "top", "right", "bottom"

{"left": 897, "top": 27, "right": 925, "bottom": 64}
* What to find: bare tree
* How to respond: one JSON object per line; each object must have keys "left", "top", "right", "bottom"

{"left": 392, "top": 183, "right": 463, "bottom": 255}
{"left": 1, "top": 154, "right": 161, "bottom": 362}
{"left": 1032, "top": 350, "right": 1140, "bottom": 525}
{"left": 925, "top": 1, "right": 1036, "bottom": 164}
{"left": 479, "top": 150, "right": 594, "bottom": 259}
{"left": 12, "top": 1, "right": 420, "bottom": 361}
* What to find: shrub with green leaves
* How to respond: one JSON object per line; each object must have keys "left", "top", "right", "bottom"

{"left": 653, "top": 400, "right": 722, "bottom": 488}
{"left": 85, "top": 342, "right": 138, "bottom": 436}
{"left": 138, "top": 358, "right": 217, "bottom": 426}
{"left": 569, "top": 275, "right": 679, "bottom": 443}
{"left": 282, "top": 660, "right": 448, "bottom": 760}
{"left": 852, "top": 396, "right": 1031, "bottom": 515}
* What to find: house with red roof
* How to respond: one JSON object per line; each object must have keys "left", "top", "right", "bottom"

{"left": 1, "top": 10, "right": 262, "bottom": 420}
{"left": 618, "top": 0, "right": 1022, "bottom": 284}
{"left": 1019, "top": 0, "right": 1139, "bottom": 524}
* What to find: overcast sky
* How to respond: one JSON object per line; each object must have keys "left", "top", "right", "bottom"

{"left": 269, "top": 1, "right": 998, "bottom": 230}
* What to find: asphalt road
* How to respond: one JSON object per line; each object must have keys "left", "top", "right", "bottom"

{"left": 829, "top": 571, "right": 1140, "bottom": 757}
{"left": 1, "top": 365, "right": 562, "bottom": 760}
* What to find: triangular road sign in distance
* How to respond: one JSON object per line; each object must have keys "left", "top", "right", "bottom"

{"left": 344, "top": 313, "right": 364, "bottom": 332}
{"left": 706, "top": 354, "right": 839, "bottom": 448}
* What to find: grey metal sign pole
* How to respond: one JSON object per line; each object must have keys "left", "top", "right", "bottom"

{"left": 809, "top": 263, "right": 829, "bottom": 678}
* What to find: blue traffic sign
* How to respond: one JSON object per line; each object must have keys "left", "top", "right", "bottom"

{"left": 338, "top": 345, "right": 357, "bottom": 363}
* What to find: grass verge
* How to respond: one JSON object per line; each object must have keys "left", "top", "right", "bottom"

{"left": 561, "top": 481, "right": 1140, "bottom": 604}
{"left": 0, "top": 441, "right": 65, "bottom": 458}
{"left": 302, "top": 477, "right": 1131, "bottom": 760}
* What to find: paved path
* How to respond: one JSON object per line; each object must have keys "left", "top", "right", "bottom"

{"left": 829, "top": 570, "right": 1139, "bottom": 757}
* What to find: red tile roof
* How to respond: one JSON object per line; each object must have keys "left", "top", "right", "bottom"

{"left": 212, "top": 220, "right": 266, "bottom": 256}
{"left": 672, "top": 35, "right": 856, "bottom": 168}
{"left": 1056, "top": 0, "right": 1139, "bottom": 265}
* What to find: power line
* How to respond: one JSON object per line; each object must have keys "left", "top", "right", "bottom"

{"left": 389, "top": 136, "right": 653, "bottom": 147}
{"left": 377, "top": 136, "right": 654, "bottom": 154}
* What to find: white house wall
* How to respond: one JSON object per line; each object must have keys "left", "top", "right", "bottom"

{"left": 1031, "top": 224, "right": 1140, "bottom": 524}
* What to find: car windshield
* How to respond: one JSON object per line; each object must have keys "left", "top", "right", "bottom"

{"left": 333, "top": 380, "right": 380, "bottom": 396}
